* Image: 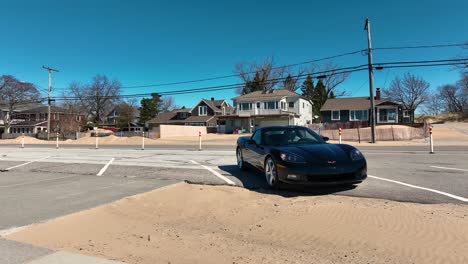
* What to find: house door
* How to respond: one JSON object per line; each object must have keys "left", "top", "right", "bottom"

{"left": 255, "top": 102, "right": 261, "bottom": 115}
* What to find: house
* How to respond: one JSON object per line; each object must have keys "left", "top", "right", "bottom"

{"left": 218, "top": 89, "right": 313, "bottom": 133}
{"left": 9, "top": 106, "right": 85, "bottom": 134}
{"left": 147, "top": 98, "right": 232, "bottom": 130}
{"left": 320, "top": 88, "right": 414, "bottom": 124}
{"left": 0, "top": 102, "right": 44, "bottom": 136}
{"left": 104, "top": 106, "right": 143, "bottom": 131}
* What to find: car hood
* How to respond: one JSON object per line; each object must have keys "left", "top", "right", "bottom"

{"left": 276, "top": 144, "right": 355, "bottom": 165}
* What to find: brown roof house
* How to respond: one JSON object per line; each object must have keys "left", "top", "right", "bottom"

{"left": 147, "top": 98, "right": 232, "bottom": 130}
{"left": 9, "top": 106, "right": 85, "bottom": 135}
{"left": 218, "top": 89, "right": 313, "bottom": 133}
{"left": 320, "top": 88, "right": 414, "bottom": 124}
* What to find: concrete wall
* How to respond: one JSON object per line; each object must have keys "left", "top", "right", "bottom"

{"left": 158, "top": 125, "right": 207, "bottom": 138}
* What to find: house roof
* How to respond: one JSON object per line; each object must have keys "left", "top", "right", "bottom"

{"left": 147, "top": 111, "right": 178, "bottom": 124}
{"left": 232, "top": 89, "right": 302, "bottom": 101}
{"left": 320, "top": 97, "right": 400, "bottom": 111}
{"left": 0, "top": 103, "right": 44, "bottom": 112}
{"left": 19, "top": 106, "right": 67, "bottom": 114}
{"left": 183, "top": 115, "right": 215, "bottom": 123}
{"left": 191, "top": 98, "right": 231, "bottom": 113}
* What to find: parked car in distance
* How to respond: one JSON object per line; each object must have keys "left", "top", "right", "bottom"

{"left": 236, "top": 126, "right": 367, "bottom": 188}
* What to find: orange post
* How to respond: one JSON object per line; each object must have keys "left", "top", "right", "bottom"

{"left": 429, "top": 126, "right": 434, "bottom": 154}
{"left": 339, "top": 128, "right": 342, "bottom": 144}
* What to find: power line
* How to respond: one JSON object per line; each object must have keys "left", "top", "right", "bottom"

{"left": 373, "top": 43, "right": 468, "bottom": 51}
{"left": 39, "top": 57, "right": 468, "bottom": 102}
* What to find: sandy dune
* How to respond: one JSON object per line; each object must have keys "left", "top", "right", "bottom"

{"left": 7, "top": 183, "right": 468, "bottom": 264}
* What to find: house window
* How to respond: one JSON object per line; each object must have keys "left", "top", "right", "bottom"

{"left": 288, "top": 102, "right": 294, "bottom": 108}
{"left": 403, "top": 110, "right": 410, "bottom": 117}
{"left": 331, "top": 110, "right": 340, "bottom": 121}
{"left": 264, "top": 101, "right": 278, "bottom": 109}
{"left": 222, "top": 107, "right": 226, "bottom": 115}
{"left": 256, "top": 102, "right": 260, "bottom": 108}
{"left": 280, "top": 102, "right": 286, "bottom": 110}
{"left": 239, "top": 103, "right": 252, "bottom": 110}
{"left": 303, "top": 102, "right": 305, "bottom": 108}
{"left": 199, "top": 106, "right": 207, "bottom": 116}
{"left": 350, "top": 110, "right": 368, "bottom": 121}
{"left": 76, "top": 116, "right": 80, "bottom": 121}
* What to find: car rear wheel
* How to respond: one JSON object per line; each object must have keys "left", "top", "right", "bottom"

{"left": 265, "top": 157, "right": 279, "bottom": 188}
{"left": 237, "top": 148, "right": 247, "bottom": 171}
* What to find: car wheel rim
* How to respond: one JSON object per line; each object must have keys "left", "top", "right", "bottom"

{"left": 237, "top": 149, "right": 243, "bottom": 168}
{"left": 265, "top": 159, "right": 277, "bottom": 186}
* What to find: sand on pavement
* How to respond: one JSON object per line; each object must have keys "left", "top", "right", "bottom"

{"left": 7, "top": 183, "right": 468, "bottom": 264}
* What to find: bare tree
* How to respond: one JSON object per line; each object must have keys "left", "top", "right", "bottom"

{"left": 423, "top": 94, "right": 445, "bottom": 116}
{"left": 235, "top": 57, "right": 286, "bottom": 94}
{"left": 310, "top": 62, "right": 350, "bottom": 97}
{"left": 117, "top": 99, "right": 138, "bottom": 131}
{"left": 161, "top": 96, "right": 177, "bottom": 112}
{"left": 382, "top": 73, "right": 430, "bottom": 111}
{"left": 0, "top": 76, "right": 40, "bottom": 133}
{"left": 65, "top": 75, "right": 122, "bottom": 125}
{"left": 438, "top": 73, "right": 468, "bottom": 113}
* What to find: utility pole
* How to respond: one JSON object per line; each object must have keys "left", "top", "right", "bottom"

{"left": 42, "top": 66, "right": 59, "bottom": 140}
{"left": 364, "top": 18, "right": 376, "bottom": 143}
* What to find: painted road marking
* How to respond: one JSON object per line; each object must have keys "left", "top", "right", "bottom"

{"left": 190, "top": 160, "right": 236, "bottom": 185}
{"left": 368, "top": 175, "right": 468, "bottom": 203}
{"left": 0, "top": 175, "right": 79, "bottom": 189}
{"left": 1, "top": 156, "right": 51, "bottom": 171}
{"left": 430, "top": 166, "right": 468, "bottom": 172}
{"left": 97, "top": 158, "right": 115, "bottom": 176}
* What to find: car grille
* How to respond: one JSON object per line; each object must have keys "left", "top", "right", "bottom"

{"left": 307, "top": 172, "right": 357, "bottom": 182}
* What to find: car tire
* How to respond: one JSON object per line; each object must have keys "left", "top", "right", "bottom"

{"left": 237, "top": 148, "right": 247, "bottom": 171}
{"left": 264, "top": 157, "right": 279, "bottom": 189}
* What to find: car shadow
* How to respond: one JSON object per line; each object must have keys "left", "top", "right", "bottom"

{"left": 218, "top": 165, "right": 357, "bottom": 198}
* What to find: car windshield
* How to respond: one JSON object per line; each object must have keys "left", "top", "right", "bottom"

{"left": 263, "top": 127, "right": 325, "bottom": 146}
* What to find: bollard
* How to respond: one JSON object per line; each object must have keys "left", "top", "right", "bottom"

{"left": 198, "top": 131, "right": 202, "bottom": 151}
{"left": 429, "top": 126, "right": 434, "bottom": 154}
{"left": 339, "top": 128, "right": 342, "bottom": 144}
{"left": 56, "top": 132, "right": 59, "bottom": 149}
{"left": 21, "top": 133, "right": 25, "bottom": 148}
{"left": 95, "top": 130, "right": 99, "bottom": 149}
{"left": 141, "top": 131, "right": 145, "bottom": 150}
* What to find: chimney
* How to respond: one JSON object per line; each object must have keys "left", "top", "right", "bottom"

{"left": 211, "top": 97, "right": 214, "bottom": 101}
{"left": 376, "top": 88, "right": 381, "bottom": 100}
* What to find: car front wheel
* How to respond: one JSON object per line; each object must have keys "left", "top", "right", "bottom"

{"left": 264, "top": 157, "right": 279, "bottom": 188}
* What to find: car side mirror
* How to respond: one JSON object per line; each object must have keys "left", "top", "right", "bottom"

{"left": 322, "top": 137, "right": 329, "bottom": 142}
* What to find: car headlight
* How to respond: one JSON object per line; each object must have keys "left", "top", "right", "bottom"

{"left": 350, "top": 149, "right": 364, "bottom": 161}
{"left": 280, "top": 152, "right": 306, "bottom": 163}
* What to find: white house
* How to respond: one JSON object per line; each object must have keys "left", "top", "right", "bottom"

{"left": 218, "top": 89, "right": 312, "bottom": 133}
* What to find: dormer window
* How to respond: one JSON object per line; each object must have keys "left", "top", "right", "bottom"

{"left": 199, "top": 106, "right": 207, "bottom": 116}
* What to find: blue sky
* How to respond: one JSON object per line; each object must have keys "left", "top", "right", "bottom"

{"left": 1, "top": 0, "right": 467, "bottom": 108}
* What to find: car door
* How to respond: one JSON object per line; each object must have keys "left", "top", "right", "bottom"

{"left": 248, "top": 130, "right": 267, "bottom": 169}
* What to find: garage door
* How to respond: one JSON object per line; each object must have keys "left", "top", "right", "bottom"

{"left": 258, "top": 119, "right": 288, "bottom": 127}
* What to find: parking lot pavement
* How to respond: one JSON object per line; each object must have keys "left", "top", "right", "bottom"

{"left": 0, "top": 146, "right": 467, "bottom": 234}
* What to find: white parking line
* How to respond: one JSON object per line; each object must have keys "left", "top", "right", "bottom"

{"left": 2, "top": 156, "right": 51, "bottom": 171}
{"left": 368, "top": 175, "right": 468, "bottom": 203}
{"left": 430, "top": 166, "right": 468, "bottom": 172}
{"left": 97, "top": 158, "right": 115, "bottom": 176}
{"left": 190, "top": 160, "right": 236, "bottom": 185}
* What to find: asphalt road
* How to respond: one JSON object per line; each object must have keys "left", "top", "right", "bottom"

{"left": 0, "top": 145, "right": 467, "bottom": 263}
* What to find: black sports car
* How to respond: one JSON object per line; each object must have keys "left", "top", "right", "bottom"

{"left": 236, "top": 126, "right": 367, "bottom": 188}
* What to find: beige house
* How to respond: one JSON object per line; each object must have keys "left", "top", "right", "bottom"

{"left": 218, "top": 89, "right": 313, "bottom": 133}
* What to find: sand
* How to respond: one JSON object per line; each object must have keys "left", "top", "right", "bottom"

{"left": 7, "top": 183, "right": 468, "bottom": 264}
